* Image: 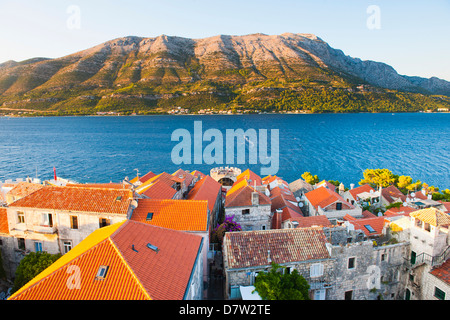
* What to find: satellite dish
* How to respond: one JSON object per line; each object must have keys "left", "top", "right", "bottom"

{"left": 299, "top": 202, "right": 304, "bottom": 208}
{"left": 411, "top": 192, "right": 416, "bottom": 198}
{"left": 403, "top": 202, "right": 408, "bottom": 206}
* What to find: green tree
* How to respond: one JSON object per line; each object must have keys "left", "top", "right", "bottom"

{"left": 12, "top": 252, "right": 61, "bottom": 294}
{"left": 253, "top": 262, "right": 310, "bottom": 300}
{"left": 301, "top": 172, "right": 319, "bottom": 185}
{"left": 359, "top": 168, "right": 396, "bottom": 188}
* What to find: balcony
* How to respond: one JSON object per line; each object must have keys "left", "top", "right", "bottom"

{"left": 32, "top": 225, "right": 57, "bottom": 234}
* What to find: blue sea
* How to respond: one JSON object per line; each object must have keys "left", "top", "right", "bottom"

{"left": 0, "top": 113, "right": 449, "bottom": 189}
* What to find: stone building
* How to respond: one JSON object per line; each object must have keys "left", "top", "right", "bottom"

{"left": 222, "top": 227, "right": 334, "bottom": 300}
{"left": 402, "top": 208, "right": 450, "bottom": 300}
{"left": 4, "top": 184, "right": 134, "bottom": 276}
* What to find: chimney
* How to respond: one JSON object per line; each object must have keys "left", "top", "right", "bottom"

{"left": 350, "top": 183, "right": 355, "bottom": 190}
{"left": 274, "top": 209, "right": 283, "bottom": 229}
{"left": 251, "top": 191, "right": 259, "bottom": 206}
{"left": 267, "top": 250, "right": 271, "bottom": 264}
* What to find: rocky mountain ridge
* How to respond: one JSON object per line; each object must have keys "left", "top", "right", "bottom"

{"left": 1, "top": 33, "right": 449, "bottom": 114}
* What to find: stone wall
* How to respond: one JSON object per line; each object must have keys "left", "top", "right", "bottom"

{"left": 225, "top": 204, "right": 272, "bottom": 231}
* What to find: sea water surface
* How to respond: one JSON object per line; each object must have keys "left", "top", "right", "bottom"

{"left": 0, "top": 113, "right": 449, "bottom": 189}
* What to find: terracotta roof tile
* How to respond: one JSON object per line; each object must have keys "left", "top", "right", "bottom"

{"left": 349, "top": 184, "right": 375, "bottom": 200}
{"left": 290, "top": 215, "right": 332, "bottom": 228}
{"left": 225, "top": 185, "right": 271, "bottom": 208}
{"left": 305, "top": 186, "right": 354, "bottom": 210}
{"left": 8, "top": 185, "right": 132, "bottom": 215}
{"left": 7, "top": 182, "right": 44, "bottom": 199}
{"left": 186, "top": 176, "right": 222, "bottom": 212}
{"left": 410, "top": 208, "right": 450, "bottom": 227}
{"left": 346, "top": 216, "right": 387, "bottom": 237}
{"left": 130, "top": 199, "right": 209, "bottom": 232}
{"left": 9, "top": 220, "right": 203, "bottom": 300}
{"left": 381, "top": 185, "right": 406, "bottom": 204}
{"left": 430, "top": 259, "right": 450, "bottom": 285}
{"left": 223, "top": 227, "right": 330, "bottom": 269}
{"left": 141, "top": 180, "right": 177, "bottom": 199}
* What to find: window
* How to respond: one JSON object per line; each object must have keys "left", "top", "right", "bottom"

{"left": 70, "top": 216, "right": 78, "bottom": 229}
{"left": 348, "top": 257, "right": 356, "bottom": 269}
{"left": 364, "top": 224, "right": 376, "bottom": 233}
{"left": 34, "top": 241, "right": 43, "bottom": 252}
{"left": 424, "top": 222, "right": 431, "bottom": 232}
{"left": 314, "top": 289, "right": 326, "bottom": 300}
{"left": 261, "top": 225, "right": 266, "bottom": 230}
{"left": 95, "top": 265, "right": 109, "bottom": 280}
{"left": 344, "top": 290, "right": 353, "bottom": 300}
{"left": 381, "top": 253, "right": 387, "bottom": 261}
{"left": 42, "top": 213, "right": 53, "bottom": 227}
{"left": 242, "top": 209, "right": 250, "bottom": 215}
{"left": 17, "top": 211, "right": 25, "bottom": 224}
{"left": 146, "top": 212, "right": 154, "bottom": 221}
{"left": 336, "top": 202, "right": 342, "bottom": 210}
{"left": 415, "top": 219, "right": 422, "bottom": 228}
{"left": 18, "top": 238, "right": 26, "bottom": 250}
{"left": 99, "top": 218, "right": 110, "bottom": 228}
{"left": 434, "top": 287, "right": 446, "bottom": 300}
{"left": 310, "top": 263, "right": 324, "bottom": 278}
{"left": 63, "top": 241, "right": 72, "bottom": 254}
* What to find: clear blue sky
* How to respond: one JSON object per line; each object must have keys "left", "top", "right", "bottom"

{"left": 1, "top": 0, "right": 449, "bottom": 80}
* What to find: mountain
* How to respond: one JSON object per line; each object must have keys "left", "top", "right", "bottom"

{"left": 1, "top": 33, "right": 449, "bottom": 115}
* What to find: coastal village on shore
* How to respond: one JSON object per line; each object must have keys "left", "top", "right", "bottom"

{"left": 0, "top": 166, "right": 449, "bottom": 301}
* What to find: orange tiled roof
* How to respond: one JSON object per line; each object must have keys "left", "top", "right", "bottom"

{"left": 172, "top": 169, "right": 194, "bottom": 187}
{"left": 141, "top": 179, "right": 177, "bottom": 200}
{"left": 381, "top": 185, "right": 406, "bottom": 204}
{"left": 223, "top": 227, "right": 331, "bottom": 269}
{"left": 136, "top": 172, "right": 176, "bottom": 194}
{"left": 186, "top": 175, "right": 222, "bottom": 212}
{"left": 305, "top": 186, "right": 353, "bottom": 210}
{"left": 290, "top": 215, "right": 332, "bottom": 228}
{"left": 349, "top": 184, "right": 375, "bottom": 200}
{"left": 8, "top": 185, "right": 132, "bottom": 215}
{"left": 384, "top": 206, "right": 415, "bottom": 217}
{"left": 0, "top": 208, "right": 9, "bottom": 234}
{"left": 410, "top": 208, "right": 450, "bottom": 227}
{"left": 130, "top": 199, "right": 209, "bottom": 232}
{"left": 7, "top": 182, "right": 44, "bottom": 198}
{"left": 66, "top": 183, "right": 132, "bottom": 190}
{"left": 225, "top": 185, "right": 271, "bottom": 208}
{"left": 9, "top": 220, "right": 203, "bottom": 300}
{"left": 346, "top": 216, "right": 387, "bottom": 237}
{"left": 430, "top": 259, "right": 450, "bottom": 285}
{"left": 235, "top": 169, "right": 262, "bottom": 186}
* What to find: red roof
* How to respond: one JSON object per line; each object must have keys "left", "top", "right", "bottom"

{"left": 290, "top": 215, "right": 332, "bottom": 228}
{"left": 381, "top": 185, "right": 406, "bottom": 204}
{"left": 131, "top": 199, "right": 209, "bottom": 232}
{"left": 141, "top": 179, "right": 177, "bottom": 200}
{"left": 225, "top": 185, "right": 271, "bottom": 208}
{"left": 384, "top": 206, "right": 415, "bottom": 217}
{"left": 235, "top": 169, "right": 262, "bottom": 186}
{"left": 9, "top": 220, "right": 203, "bottom": 300}
{"left": 9, "top": 185, "right": 132, "bottom": 215}
{"left": 186, "top": 176, "right": 222, "bottom": 212}
{"left": 345, "top": 216, "right": 387, "bottom": 237}
{"left": 430, "top": 259, "right": 450, "bottom": 285}
{"left": 172, "top": 169, "right": 194, "bottom": 187}
{"left": 305, "top": 186, "right": 354, "bottom": 210}
{"left": 223, "top": 227, "right": 331, "bottom": 269}
{"left": 349, "top": 184, "right": 375, "bottom": 200}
